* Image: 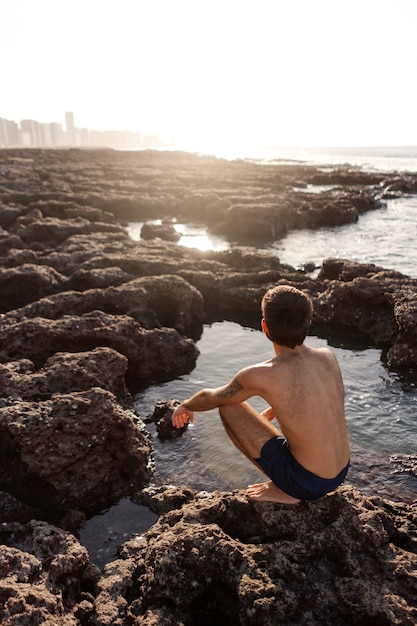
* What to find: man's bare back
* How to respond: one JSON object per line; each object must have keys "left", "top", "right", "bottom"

{"left": 172, "top": 285, "right": 350, "bottom": 504}
{"left": 253, "top": 343, "right": 350, "bottom": 479}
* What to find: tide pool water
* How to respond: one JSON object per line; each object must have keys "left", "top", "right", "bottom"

{"left": 134, "top": 322, "right": 417, "bottom": 501}
{"left": 131, "top": 148, "right": 417, "bottom": 501}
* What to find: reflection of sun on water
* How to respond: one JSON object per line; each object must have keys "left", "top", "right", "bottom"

{"left": 127, "top": 220, "right": 228, "bottom": 253}
{"left": 174, "top": 224, "right": 227, "bottom": 252}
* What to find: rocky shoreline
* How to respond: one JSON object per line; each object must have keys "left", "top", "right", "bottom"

{"left": 0, "top": 149, "right": 416, "bottom": 624}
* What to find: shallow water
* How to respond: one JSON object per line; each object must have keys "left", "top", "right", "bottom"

{"left": 129, "top": 160, "right": 417, "bottom": 503}
{"left": 80, "top": 153, "right": 417, "bottom": 564}
{"left": 266, "top": 196, "right": 417, "bottom": 277}
{"left": 128, "top": 196, "right": 417, "bottom": 279}
{"left": 134, "top": 322, "right": 417, "bottom": 502}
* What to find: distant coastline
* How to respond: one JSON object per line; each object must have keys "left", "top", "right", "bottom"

{"left": 2, "top": 116, "right": 417, "bottom": 175}
{"left": 0, "top": 111, "right": 170, "bottom": 151}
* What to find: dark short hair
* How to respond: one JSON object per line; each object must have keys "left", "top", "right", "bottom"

{"left": 261, "top": 285, "right": 313, "bottom": 348}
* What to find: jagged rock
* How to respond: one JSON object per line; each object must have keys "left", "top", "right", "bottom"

{"left": 141, "top": 221, "right": 181, "bottom": 242}
{"left": 0, "top": 310, "right": 199, "bottom": 385}
{"left": 7, "top": 274, "right": 204, "bottom": 338}
{"left": 0, "top": 347, "right": 133, "bottom": 406}
{"left": 94, "top": 485, "right": 417, "bottom": 626}
{"left": 13, "top": 216, "right": 125, "bottom": 247}
{"left": 211, "top": 202, "right": 292, "bottom": 243}
{"left": 0, "top": 149, "right": 417, "bottom": 623}
{"left": 0, "top": 519, "right": 98, "bottom": 625}
{"left": 0, "top": 388, "right": 152, "bottom": 518}
{"left": 0, "top": 491, "right": 44, "bottom": 524}
{"left": 65, "top": 267, "right": 135, "bottom": 291}
{"left": 314, "top": 258, "right": 417, "bottom": 369}
{"left": 0, "top": 227, "right": 23, "bottom": 255}
{"left": 0, "top": 263, "right": 66, "bottom": 312}
{"left": 145, "top": 399, "right": 187, "bottom": 440}
{"left": 29, "top": 199, "right": 115, "bottom": 223}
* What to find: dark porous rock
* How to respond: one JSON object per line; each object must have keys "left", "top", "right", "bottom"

{"left": 64, "top": 267, "right": 136, "bottom": 291}
{"left": 29, "top": 198, "right": 115, "bottom": 223}
{"left": 135, "top": 484, "right": 197, "bottom": 515}
{"left": 380, "top": 175, "right": 417, "bottom": 197}
{"left": 0, "top": 227, "right": 23, "bottom": 255}
{"left": 37, "top": 231, "right": 139, "bottom": 276}
{"left": 0, "top": 203, "right": 25, "bottom": 229}
{"left": 210, "top": 189, "right": 383, "bottom": 245}
{"left": 140, "top": 220, "right": 181, "bottom": 242}
{"left": 212, "top": 202, "right": 292, "bottom": 243}
{"left": 0, "top": 519, "right": 98, "bottom": 625}
{"left": 94, "top": 485, "right": 417, "bottom": 626}
{"left": 0, "top": 388, "right": 152, "bottom": 519}
{"left": 13, "top": 215, "right": 125, "bottom": 247}
{"left": 146, "top": 399, "right": 187, "bottom": 440}
{"left": 314, "top": 258, "right": 417, "bottom": 370}
{"left": 0, "top": 491, "right": 44, "bottom": 524}
{"left": 0, "top": 310, "right": 199, "bottom": 385}
{"left": 0, "top": 347, "right": 133, "bottom": 406}
{"left": 0, "top": 263, "right": 66, "bottom": 312}
{"left": 6, "top": 274, "right": 204, "bottom": 338}
{"left": 1, "top": 150, "right": 417, "bottom": 613}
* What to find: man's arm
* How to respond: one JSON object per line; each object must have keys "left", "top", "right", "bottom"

{"left": 171, "top": 369, "right": 255, "bottom": 429}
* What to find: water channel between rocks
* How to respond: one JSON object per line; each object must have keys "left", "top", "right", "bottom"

{"left": 80, "top": 192, "right": 417, "bottom": 568}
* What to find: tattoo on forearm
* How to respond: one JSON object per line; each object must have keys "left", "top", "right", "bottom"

{"left": 218, "top": 378, "right": 244, "bottom": 399}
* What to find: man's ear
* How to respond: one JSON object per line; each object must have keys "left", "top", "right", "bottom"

{"left": 261, "top": 318, "right": 272, "bottom": 341}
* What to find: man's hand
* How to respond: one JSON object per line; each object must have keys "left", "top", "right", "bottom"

{"left": 172, "top": 404, "right": 194, "bottom": 429}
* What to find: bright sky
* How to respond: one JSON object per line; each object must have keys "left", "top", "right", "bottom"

{"left": 1, "top": 0, "right": 417, "bottom": 151}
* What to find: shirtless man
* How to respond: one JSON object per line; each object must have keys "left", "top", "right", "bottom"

{"left": 172, "top": 285, "right": 350, "bottom": 504}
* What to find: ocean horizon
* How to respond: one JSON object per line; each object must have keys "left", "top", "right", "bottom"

{"left": 170, "top": 144, "right": 417, "bottom": 173}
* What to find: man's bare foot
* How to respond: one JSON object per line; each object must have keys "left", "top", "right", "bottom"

{"left": 247, "top": 480, "right": 301, "bottom": 504}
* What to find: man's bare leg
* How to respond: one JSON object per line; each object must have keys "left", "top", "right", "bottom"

{"left": 219, "top": 403, "right": 300, "bottom": 504}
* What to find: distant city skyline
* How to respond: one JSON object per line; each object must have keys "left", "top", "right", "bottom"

{"left": 2, "top": 1, "right": 417, "bottom": 154}
{"left": 0, "top": 111, "right": 169, "bottom": 150}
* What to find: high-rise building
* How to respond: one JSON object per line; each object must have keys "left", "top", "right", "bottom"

{"left": 3, "top": 120, "right": 21, "bottom": 146}
{"left": 65, "top": 112, "right": 75, "bottom": 145}
{"left": 0, "top": 118, "right": 7, "bottom": 146}
{"left": 20, "top": 119, "right": 42, "bottom": 147}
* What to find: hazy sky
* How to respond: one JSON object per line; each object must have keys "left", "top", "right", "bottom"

{"left": 1, "top": 0, "right": 417, "bottom": 151}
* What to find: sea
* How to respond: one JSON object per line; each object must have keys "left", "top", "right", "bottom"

{"left": 81, "top": 147, "right": 417, "bottom": 567}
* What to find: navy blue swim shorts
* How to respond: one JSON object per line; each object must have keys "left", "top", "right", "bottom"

{"left": 255, "top": 436, "right": 349, "bottom": 500}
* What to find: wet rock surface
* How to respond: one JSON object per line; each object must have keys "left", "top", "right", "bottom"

{"left": 0, "top": 148, "right": 416, "bottom": 623}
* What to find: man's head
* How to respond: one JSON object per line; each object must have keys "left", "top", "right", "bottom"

{"left": 261, "top": 285, "right": 313, "bottom": 348}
